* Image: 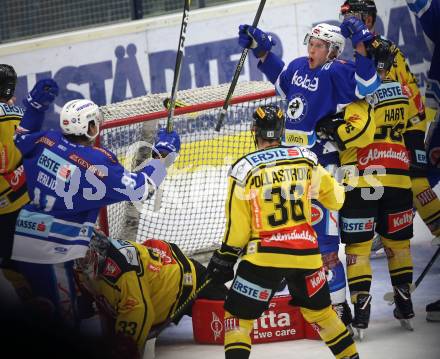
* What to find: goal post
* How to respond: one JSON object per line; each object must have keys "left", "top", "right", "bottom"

{"left": 98, "top": 81, "right": 280, "bottom": 256}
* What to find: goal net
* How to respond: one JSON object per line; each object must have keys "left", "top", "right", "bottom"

{"left": 98, "top": 81, "right": 281, "bottom": 256}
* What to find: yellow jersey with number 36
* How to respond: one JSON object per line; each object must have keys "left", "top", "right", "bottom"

{"left": 222, "top": 145, "right": 345, "bottom": 269}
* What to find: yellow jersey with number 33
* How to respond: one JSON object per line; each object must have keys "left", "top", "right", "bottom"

{"left": 222, "top": 145, "right": 345, "bottom": 269}
{"left": 81, "top": 239, "right": 197, "bottom": 351}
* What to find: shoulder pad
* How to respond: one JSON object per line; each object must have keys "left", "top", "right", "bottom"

{"left": 92, "top": 146, "right": 118, "bottom": 163}
{"left": 0, "top": 103, "right": 24, "bottom": 117}
{"left": 100, "top": 239, "right": 140, "bottom": 282}
{"left": 229, "top": 157, "right": 253, "bottom": 183}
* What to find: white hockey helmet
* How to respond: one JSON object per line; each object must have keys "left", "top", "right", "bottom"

{"left": 60, "top": 99, "right": 103, "bottom": 140}
{"left": 304, "top": 23, "right": 345, "bottom": 58}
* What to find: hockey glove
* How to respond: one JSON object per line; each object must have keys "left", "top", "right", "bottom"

{"left": 315, "top": 116, "right": 345, "bottom": 150}
{"left": 23, "top": 78, "right": 59, "bottom": 112}
{"left": 340, "top": 16, "right": 373, "bottom": 47}
{"left": 152, "top": 128, "right": 181, "bottom": 167}
{"left": 238, "top": 24, "right": 276, "bottom": 58}
{"left": 207, "top": 244, "right": 240, "bottom": 284}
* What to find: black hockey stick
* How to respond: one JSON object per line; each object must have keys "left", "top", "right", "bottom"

{"left": 384, "top": 245, "right": 440, "bottom": 303}
{"left": 166, "top": 0, "right": 191, "bottom": 132}
{"left": 147, "top": 277, "right": 212, "bottom": 339}
{"left": 214, "top": 0, "right": 267, "bottom": 132}
{"left": 153, "top": 0, "right": 190, "bottom": 212}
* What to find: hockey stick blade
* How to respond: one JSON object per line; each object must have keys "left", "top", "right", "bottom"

{"left": 215, "top": 0, "right": 266, "bottom": 132}
{"left": 383, "top": 246, "right": 440, "bottom": 304}
{"left": 147, "top": 277, "right": 212, "bottom": 339}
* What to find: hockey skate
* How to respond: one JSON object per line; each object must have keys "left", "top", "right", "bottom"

{"left": 393, "top": 284, "right": 415, "bottom": 331}
{"left": 333, "top": 301, "right": 354, "bottom": 336}
{"left": 370, "top": 234, "right": 385, "bottom": 258}
{"left": 352, "top": 293, "right": 372, "bottom": 340}
{"left": 426, "top": 299, "right": 440, "bottom": 322}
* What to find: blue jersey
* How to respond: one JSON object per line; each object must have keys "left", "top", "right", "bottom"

{"left": 258, "top": 53, "right": 380, "bottom": 148}
{"left": 407, "top": 0, "right": 440, "bottom": 108}
{"left": 12, "top": 108, "right": 167, "bottom": 264}
{"left": 311, "top": 140, "right": 341, "bottom": 252}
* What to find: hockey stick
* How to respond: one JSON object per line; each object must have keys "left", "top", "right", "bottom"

{"left": 384, "top": 245, "right": 440, "bottom": 303}
{"left": 165, "top": 0, "right": 190, "bottom": 132}
{"left": 153, "top": 0, "right": 191, "bottom": 212}
{"left": 147, "top": 277, "right": 212, "bottom": 339}
{"left": 214, "top": 0, "right": 267, "bottom": 132}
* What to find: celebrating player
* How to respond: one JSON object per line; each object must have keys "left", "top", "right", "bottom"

{"left": 237, "top": 18, "right": 380, "bottom": 329}
{"left": 11, "top": 78, "right": 180, "bottom": 328}
{"left": 75, "top": 230, "right": 226, "bottom": 358}
{"left": 207, "top": 105, "right": 359, "bottom": 359}
{"left": 406, "top": 0, "right": 440, "bottom": 322}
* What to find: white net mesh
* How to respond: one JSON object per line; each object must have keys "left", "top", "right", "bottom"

{"left": 99, "top": 81, "right": 282, "bottom": 255}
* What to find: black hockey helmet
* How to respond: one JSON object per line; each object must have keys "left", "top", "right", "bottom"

{"left": 367, "top": 36, "right": 398, "bottom": 73}
{"left": 340, "top": 0, "right": 377, "bottom": 24}
{"left": 0, "top": 64, "right": 17, "bottom": 101}
{"left": 252, "top": 105, "right": 285, "bottom": 141}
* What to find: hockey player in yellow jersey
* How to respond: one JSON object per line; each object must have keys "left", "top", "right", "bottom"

{"left": 207, "top": 105, "right": 359, "bottom": 359}
{"left": 317, "top": 38, "right": 415, "bottom": 338}
{"left": 75, "top": 230, "right": 226, "bottom": 357}
{"left": 340, "top": 0, "right": 440, "bottom": 251}
{"left": 0, "top": 64, "right": 31, "bottom": 311}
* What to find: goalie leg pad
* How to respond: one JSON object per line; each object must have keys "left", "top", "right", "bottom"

{"left": 382, "top": 237, "right": 413, "bottom": 286}
{"left": 224, "top": 260, "right": 282, "bottom": 320}
{"left": 301, "top": 306, "right": 358, "bottom": 359}
{"left": 345, "top": 240, "right": 373, "bottom": 295}
{"left": 411, "top": 177, "right": 440, "bottom": 236}
{"left": 224, "top": 310, "right": 253, "bottom": 359}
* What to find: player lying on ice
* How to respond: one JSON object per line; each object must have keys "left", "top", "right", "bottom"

{"left": 74, "top": 229, "right": 227, "bottom": 359}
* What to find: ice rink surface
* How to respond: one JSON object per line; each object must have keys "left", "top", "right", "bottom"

{"left": 155, "top": 213, "right": 440, "bottom": 359}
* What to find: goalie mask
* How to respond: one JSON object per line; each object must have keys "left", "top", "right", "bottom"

{"left": 74, "top": 229, "right": 110, "bottom": 281}
{"left": 304, "top": 23, "right": 345, "bottom": 58}
{"left": 340, "top": 0, "right": 377, "bottom": 23}
{"left": 0, "top": 64, "right": 17, "bottom": 101}
{"left": 60, "top": 99, "right": 103, "bottom": 141}
{"left": 367, "top": 36, "right": 397, "bottom": 73}
{"left": 252, "top": 105, "right": 285, "bottom": 141}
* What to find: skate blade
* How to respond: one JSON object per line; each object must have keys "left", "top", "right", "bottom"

{"left": 355, "top": 328, "right": 365, "bottom": 341}
{"left": 399, "top": 318, "right": 414, "bottom": 331}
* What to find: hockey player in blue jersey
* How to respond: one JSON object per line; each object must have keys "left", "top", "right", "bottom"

{"left": 11, "top": 78, "right": 180, "bottom": 327}
{"left": 406, "top": 0, "right": 440, "bottom": 322}
{"left": 238, "top": 18, "right": 381, "bottom": 330}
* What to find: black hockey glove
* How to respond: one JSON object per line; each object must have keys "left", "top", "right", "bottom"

{"left": 207, "top": 244, "right": 241, "bottom": 284}
{"left": 315, "top": 116, "right": 345, "bottom": 150}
